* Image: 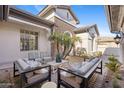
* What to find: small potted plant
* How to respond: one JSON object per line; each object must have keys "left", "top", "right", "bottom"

{"left": 56, "top": 53, "right": 62, "bottom": 63}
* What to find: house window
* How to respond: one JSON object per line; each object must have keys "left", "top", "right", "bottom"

{"left": 67, "top": 12, "right": 69, "bottom": 19}
{"left": 67, "top": 12, "right": 71, "bottom": 21}
{"left": 20, "top": 30, "right": 38, "bottom": 51}
{"left": 64, "top": 31, "right": 72, "bottom": 37}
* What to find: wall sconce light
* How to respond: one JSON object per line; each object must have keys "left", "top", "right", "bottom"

{"left": 114, "top": 34, "right": 121, "bottom": 45}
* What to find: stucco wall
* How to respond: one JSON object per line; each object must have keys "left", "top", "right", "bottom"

{"left": 75, "top": 33, "right": 89, "bottom": 52}
{"left": 119, "top": 44, "right": 124, "bottom": 64}
{"left": 102, "top": 47, "right": 120, "bottom": 63}
{"left": 0, "top": 22, "right": 51, "bottom": 64}
{"left": 97, "top": 42, "right": 117, "bottom": 53}
{"left": 0, "top": 22, "right": 20, "bottom": 64}
{"left": 75, "top": 32, "right": 98, "bottom": 52}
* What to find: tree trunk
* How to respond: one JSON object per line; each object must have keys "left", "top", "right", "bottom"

{"left": 73, "top": 44, "right": 76, "bottom": 56}
{"left": 56, "top": 42, "right": 59, "bottom": 54}
{"left": 63, "top": 45, "right": 73, "bottom": 59}
{"left": 62, "top": 45, "right": 67, "bottom": 59}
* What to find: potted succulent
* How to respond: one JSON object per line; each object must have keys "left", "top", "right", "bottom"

{"left": 56, "top": 53, "right": 62, "bottom": 63}
{"left": 105, "top": 55, "right": 121, "bottom": 88}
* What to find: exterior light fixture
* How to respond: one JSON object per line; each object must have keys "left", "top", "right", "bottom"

{"left": 114, "top": 34, "right": 121, "bottom": 45}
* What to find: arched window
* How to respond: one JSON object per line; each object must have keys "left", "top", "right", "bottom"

{"left": 64, "top": 31, "right": 72, "bottom": 37}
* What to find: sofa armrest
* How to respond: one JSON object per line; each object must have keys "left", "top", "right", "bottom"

{"left": 19, "top": 65, "right": 51, "bottom": 87}
{"left": 58, "top": 67, "right": 85, "bottom": 79}
{"left": 20, "top": 65, "right": 51, "bottom": 75}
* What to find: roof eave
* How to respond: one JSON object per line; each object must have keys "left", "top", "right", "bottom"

{"left": 105, "top": 5, "right": 121, "bottom": 33}
{"left": 9, "top": 7, "right": 54, "bottom": 28}
{"left": 74, "top": 24, "right": 99, "bottom": 36}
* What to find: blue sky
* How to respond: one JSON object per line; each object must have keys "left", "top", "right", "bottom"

{"left": 15, "top": 5, "right": 114, "bottom": 36}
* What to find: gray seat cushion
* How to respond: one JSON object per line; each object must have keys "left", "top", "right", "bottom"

{"left": 27, "top": 72, "right": 48, "bottom": 84}
{"left": 90, "top": 58, "right": 99, "bottom": 64}
{"left": 77, "top": 58, "right": 99, "bottom": 74}
{"left": 26, "top": 60, "right": 41, "bottom": 68}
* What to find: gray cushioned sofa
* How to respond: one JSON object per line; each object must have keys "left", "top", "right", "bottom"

{"left": 13, "top": 59, "right": 51, "bottom": 87}
{"left": 57, "top": 58, "right": 102, "bottom": 88}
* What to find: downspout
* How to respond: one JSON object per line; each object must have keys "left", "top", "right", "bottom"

{"left": 3, "top": 5, "right": 9, "bottom": 21}
{"left": 0, "top": 5, "right": 9, "bottom": 21}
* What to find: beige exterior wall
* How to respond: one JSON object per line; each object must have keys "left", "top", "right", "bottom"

{"left": 75, "top": 33, "right": 88, "bottom": 51}
{"left": 97, "top": 41, "right": 117, "bottom": 53}
{"left": 75, "top": 32, "right": 97, "bottom": 52}
{"left": 0, "top": 22, "right": 51, "bottom": 64}
{"left": 97, "top": 40, "right": 122, "bottom": 63}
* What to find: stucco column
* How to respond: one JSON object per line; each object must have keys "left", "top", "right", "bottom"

{"left": 50, "top": 26, "right": 56, "bottom": 60}
{"left": 93, "top": 37, "right": 97, "bottom": 52}
{"left": 120, "top": 43, "right": 124, "bottom": 64}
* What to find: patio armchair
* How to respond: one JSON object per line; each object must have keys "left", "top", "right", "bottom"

{"left": 28, "top": 52, "right": 52, "bottom": 63}
{"left": 28, "top": 52, "right": 43, "bottom": 62}
{"left": 41, "top": 52, "right": 52, "bottom": 62}
{"left": 13, "top": 59, "right": 51, "bottom": 88}
{"left": 57, "top": 58, "right": 102, "bottom": 88}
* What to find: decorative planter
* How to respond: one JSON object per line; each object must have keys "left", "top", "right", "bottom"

{"left": 56, "top": 53, "right": 62, "bottom": 63}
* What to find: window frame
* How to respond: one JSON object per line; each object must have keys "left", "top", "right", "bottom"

{"left": 20, "top": 29, "right": 38, "bottom": 51}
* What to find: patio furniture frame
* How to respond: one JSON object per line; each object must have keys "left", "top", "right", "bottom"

{"left": 13, "top": 62, "right": 51, "bottom": 88}
{"left": 57, "top": 59, "right": 102, "bottom": 88}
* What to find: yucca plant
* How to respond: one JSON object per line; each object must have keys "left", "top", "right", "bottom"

{"left": 105, "top": 55, "right": 121, "bottom": 88}
{"left": 106, "top": 55, "right": 120, "bottom": 73}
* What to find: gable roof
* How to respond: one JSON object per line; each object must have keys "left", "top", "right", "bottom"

{"left": 73, "top": 24, "right": 100, "bottom": 36}
{"left": 38, "top": 5, "right": 79, "bottom": 24}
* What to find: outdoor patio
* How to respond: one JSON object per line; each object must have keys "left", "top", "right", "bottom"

{"left": 0, "top": 55, "right": 124, "bottom": 88}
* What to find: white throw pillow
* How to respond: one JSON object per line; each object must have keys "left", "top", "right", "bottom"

{"left": 17, "top": 59, "right": 31, "bottom": 71}
{"left": 26, "top": 60, "right": 41, "bottom": 68}
{"left": 35, "top": 58, "right": 43, "bottom": 62}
